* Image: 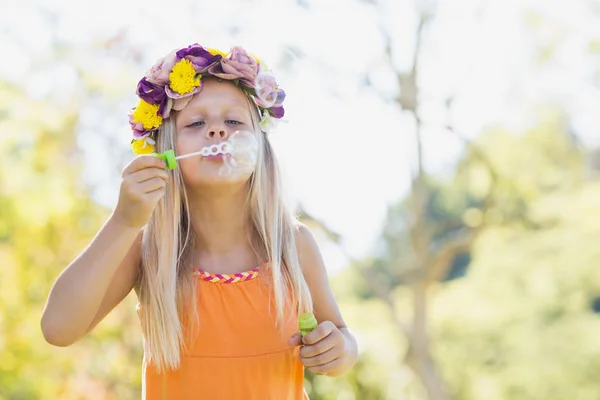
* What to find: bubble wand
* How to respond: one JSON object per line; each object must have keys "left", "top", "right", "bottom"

{"left": 151, "top": 131, "right": 258, "bottom": 177}
{"left": 153, "top": 142, "right": 234, "bottom": 170}
{"left": 298, "top": 312, "right": 318, "bottom": 337}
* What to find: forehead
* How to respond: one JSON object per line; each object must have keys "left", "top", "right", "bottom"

{"left": 183, "top": 78, "right": 249, "bottom": 111}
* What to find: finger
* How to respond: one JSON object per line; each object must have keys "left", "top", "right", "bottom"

{"left": 145, "top": 185, "right": 168, "bottom": 202}
{"left": 300, "top": 346, "right": 343, "bottom": 368}
{"left": 288, "top": 333, "right": 303, "bottom": 347}
{"left": 138, "top": 177, "right": 167, "bottom": 194}
{"left": 302, "top": 321, "right": 336, "bottom": 346}
{"left": 299, "top": 334, "right": 336, "bottom": 358}
{"left": 306, "top": 356, "right": 345, "bottom": 375}
{"left": 123, "top": 155, "right": 166, "bottom": 176}
{"left": 129, "top": 167, "right": 169, "bottom": 184}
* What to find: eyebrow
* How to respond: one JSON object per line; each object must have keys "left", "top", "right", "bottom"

{"left": 178, "top": 106, "right": 251, "bottom": 129}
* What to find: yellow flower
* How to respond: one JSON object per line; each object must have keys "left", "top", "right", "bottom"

{"left": 207, "top": 47, "right": 228, "bottom": 57}
{"left": 169, "top": 59, "right": 201, "bottom": 95}
{"left": 131, "top": 137, "right": 156, "bottom": 155}
{"left": 132, "top": 100, "right": 162, "bottom": 130}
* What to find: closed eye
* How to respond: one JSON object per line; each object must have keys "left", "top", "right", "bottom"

{"left": 226, "top": 120, "right": 242, "bottom": 125}
{"left": 187, "top": 121, "right": 205, "bottom": 128}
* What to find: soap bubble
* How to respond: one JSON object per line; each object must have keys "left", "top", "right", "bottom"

{"left": 218, "top": 130, "right": 258, "bottom": 178}
{"left": 254, "top": 71, "right": 280, "bottom": 109}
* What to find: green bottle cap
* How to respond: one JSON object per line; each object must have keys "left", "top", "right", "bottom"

{"left": 154, "top": 149, "right": 177, "bottom": 170}
{"left": 298, "top": 312, "right": 318, "bottom": 336}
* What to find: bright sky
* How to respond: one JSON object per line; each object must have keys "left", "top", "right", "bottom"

{"left": 2, "top": 0, "right": 599, "bottom": 274}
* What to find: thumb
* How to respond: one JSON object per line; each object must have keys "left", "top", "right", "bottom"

{"left": 288, "top": 332, "right": 303, "bottom": 347}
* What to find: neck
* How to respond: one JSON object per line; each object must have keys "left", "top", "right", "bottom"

{"left": 186, "top": 184, "right": 253, "bottom": 255}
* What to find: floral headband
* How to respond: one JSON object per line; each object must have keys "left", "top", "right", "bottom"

{"left": 129, "top": 43, "right": 286, "bottom": 155}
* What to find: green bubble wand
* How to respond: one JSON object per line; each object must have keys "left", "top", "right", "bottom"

{"left": 153, "top": 142, "right": 233, "bottom": 170}
{"left": 298, "top": 312, "right": 318, "bottom": 337}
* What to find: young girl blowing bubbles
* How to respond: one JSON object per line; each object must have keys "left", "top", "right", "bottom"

{"left": 41, "top": 43, "right": 358, "bottom": 399}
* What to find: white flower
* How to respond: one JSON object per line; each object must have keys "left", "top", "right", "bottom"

{"left": 259, "top": 110, "right": 274, "bottom": 133}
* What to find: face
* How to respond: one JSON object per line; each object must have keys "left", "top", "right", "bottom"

{"left": 175, "top": 78, "right": 257, "bottom": 188}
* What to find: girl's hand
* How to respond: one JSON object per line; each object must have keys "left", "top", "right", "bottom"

{"left": 113, "top": 155, "right": 169, "bottom": 229}
{"left": 288, "top": 321, "right": 348, "bottom": 376}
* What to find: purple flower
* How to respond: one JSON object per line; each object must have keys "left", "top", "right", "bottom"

{"left": 254, "top": 72, "right": 286, "bottom": 108}
{"left": 145, "top": 50, "right": 178, "bottom": 86}
{"left": 176, "top": 43, "right": 222, "bottom": 73}
{"left": 273, "top": 89, "right": 286, "bottom": 108}
{"left": 159, "top": 97, "right": 174, "bottom": 118}
{"left": 208, "top": 46, "right": 258, "bottom": 87}
{"left": 136, "top": 77, "right": 165, "bottom": 104}
{"left": 136, "top": 78, "right": 175, "bottom": 118}
{"left": 258, "top": 89, "right": 285, "bottom": 119}
{"left": 254, "top": 72, "right": 278, "bottom": 108}
{"left": 129, "top": 43, "right": 287, "bottom": 143}
{"left": 269, "top": 103, "right": 285, "bottom": 119}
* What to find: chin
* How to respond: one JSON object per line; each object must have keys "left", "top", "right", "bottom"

{"left": 185, "top": 171, "right": 252, "bottom": 188}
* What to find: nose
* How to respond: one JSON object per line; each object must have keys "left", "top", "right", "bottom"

{"left": 206, "top": 127, "right": 228, "bottom": 140}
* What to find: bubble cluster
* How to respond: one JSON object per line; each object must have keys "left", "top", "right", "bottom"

{"left": 215, "top": 130, "right": 258, "bottom": 178}
{"left": 254, "top": 71, "right": 279, "bottom": 108}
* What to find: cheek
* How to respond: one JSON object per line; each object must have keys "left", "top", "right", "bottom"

{"left": 176, "top": 132, "right": 206, "bottom": 156}
{"left": 177, "top": 156, "right": 196, "bottom": 176}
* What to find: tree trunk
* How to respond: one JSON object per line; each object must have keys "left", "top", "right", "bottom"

{"left": 404, "top": 282, "right": 454, "bottom": 400}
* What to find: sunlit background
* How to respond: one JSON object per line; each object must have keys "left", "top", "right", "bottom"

{"left": 2, "top": 0, "right": 600, "bottom": 398}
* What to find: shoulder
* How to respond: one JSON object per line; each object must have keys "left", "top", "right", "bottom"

{"left": 293, "top": 221, "right": 325, "bottom": 278}
{"left": 293, "top": 221, "right": 347, "bottom": 327}
{"left": 294, "top": 222, "right": 320, "bottom": 257}
{"left": 294, "top": 221, "right": 315, "bottom": 245}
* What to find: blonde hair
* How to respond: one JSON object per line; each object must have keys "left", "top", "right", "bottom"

{"left": 135, "top": 86, "right": 313, "bottom": 373}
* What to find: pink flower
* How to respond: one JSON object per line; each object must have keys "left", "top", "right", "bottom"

{"left": 254, "top": 70, "right": 286, "bottom": 117}
{"left": 208, "top": 46, "right": 258, "bottom": 87}
{"left": 164, "top": 82, "right": 203, "bottom": 108}
{"left": 254, "top": 71, "right": 279, "bottom": 108}
{"left": 128, "top": 43, "right": 287, "bottom": 146}
{"left": 145, "top": 50, "right": 178, "bottom": 86}
{"left": 171, "top": 96, "right": 195, "bottom": 112}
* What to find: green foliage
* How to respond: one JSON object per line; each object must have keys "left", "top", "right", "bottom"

{"left": 1, "top": 6, "right": 599, "bottom": 399}
{"left": 432, "top": 181, "right": 600, "bottom": 399}
{"left": 324, "top": 114, "right": 600, "bottom": 399}
{"left": 0, "top": 81, "right": 142, "bottom": 399}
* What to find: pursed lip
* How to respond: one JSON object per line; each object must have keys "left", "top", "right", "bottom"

{"left": 203, "top": 153, "right": 229, "bottom": 162}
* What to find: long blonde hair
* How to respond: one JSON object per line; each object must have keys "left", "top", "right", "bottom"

{"left": 135, "top": 88, "right": 313, "bottom": 373}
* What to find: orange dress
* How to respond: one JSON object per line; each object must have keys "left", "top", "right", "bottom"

{"left": 140, "top": 265, "right": 309, "bottom": 400}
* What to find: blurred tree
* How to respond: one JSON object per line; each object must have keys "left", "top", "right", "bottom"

{"left": 3, "top": 1, "right": 600, "bottom": 399}
{"left": 0, "top": 37, "right": 143, "bottom": 398}
{"left": 327, "top": 107, "right": 600, "bottom": 399}
{"left": 428, "top": 120, "right": 600, "bottom": 399}
{"left": 348, "top": 0, "right": 600, "bottom": 397}
{"left": 353, "top": 3, "right": 494, "bottom": 398}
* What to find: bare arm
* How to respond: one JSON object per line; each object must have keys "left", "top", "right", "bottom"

{"left": 290, "top": 223, "right": 358, "bottom": 377}
{"left": 40, "top": 216, "right": 142, "bottom": 347}
{"left": 41, "top": 154, "right": 168, "bottom": 347}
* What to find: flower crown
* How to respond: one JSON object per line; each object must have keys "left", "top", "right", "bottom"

{"left": 129, "top": 43, "right": 286, "bottom": 155}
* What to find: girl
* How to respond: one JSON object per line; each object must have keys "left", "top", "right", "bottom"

{"left": 41, "top": 43, "right": 357, "bottom": 399}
